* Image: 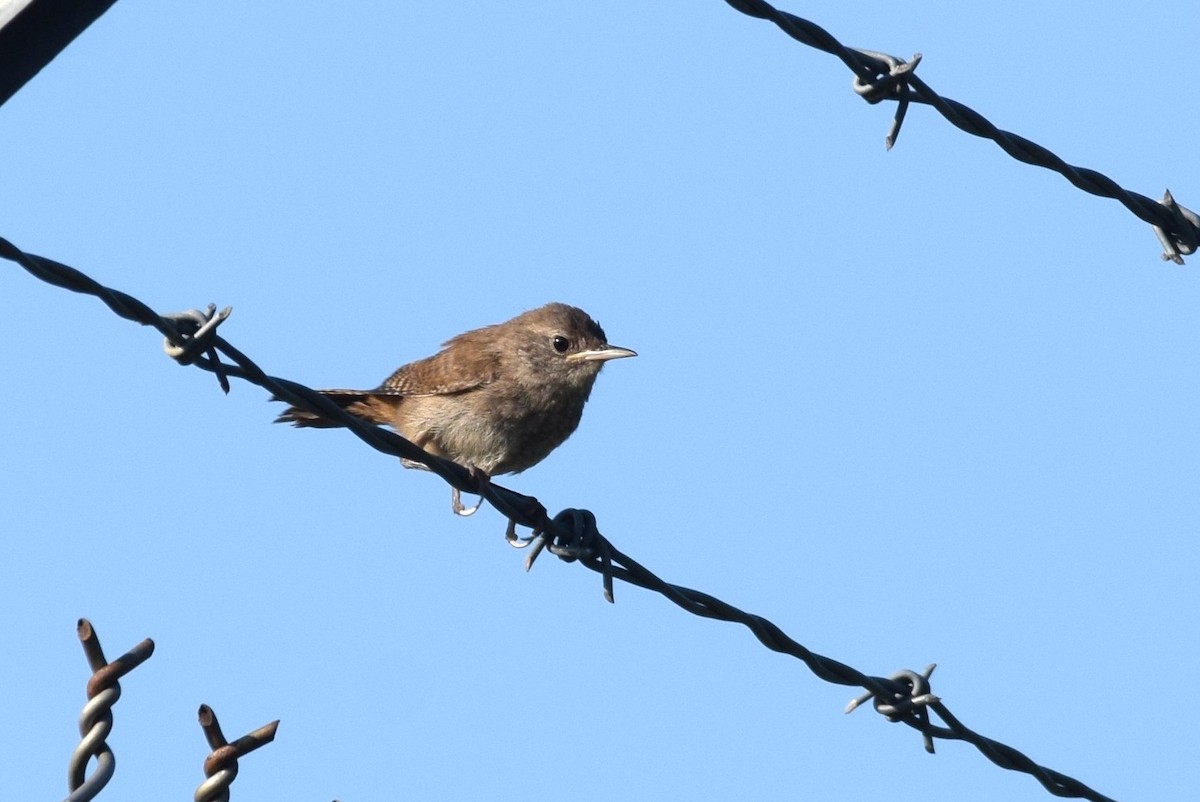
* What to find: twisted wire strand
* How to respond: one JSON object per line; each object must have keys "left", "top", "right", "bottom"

{"left": 563, "top": 528, "right": 1117, "bottom": 801}
{"left": 65, "top": 688, "right": 117, "bottom": 802}
{"left": 5, "top": 239, "right": 1119, "bottom": 801}
{"left": 195, "top": 705, "right": 279, "bottom": 802}
{"left": 64, "top": 619, "right": 155, "bottom": 802}
{"left": 722, "top": 0, "right": 1199, "bottom": 263}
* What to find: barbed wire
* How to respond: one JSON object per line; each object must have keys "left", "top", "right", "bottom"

{"left": 722, "top": 0, "right": 1199, "bottom": 264}
{"left": 195, "top": 705, "right": 280, "bottom": 802}
{"left": 4, "top": 237, "right": 1121, "bottom": 801}
{"left": 57, "top": 618, "right": 278, "bottom": 801}
{"left": 64, "top": 619, "right": 154, "bottom": 802}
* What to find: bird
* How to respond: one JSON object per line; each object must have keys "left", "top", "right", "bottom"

{"left": 275, "top": 302, "right": 635, "bottom": 520}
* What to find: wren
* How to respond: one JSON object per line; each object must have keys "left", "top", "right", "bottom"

{"left": 276, "top": 302, "right": 635, "bottom": 516}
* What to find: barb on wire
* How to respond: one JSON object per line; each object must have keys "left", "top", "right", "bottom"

{"left": 195, "top": 705, "right": 280, "bottom": 802}
{"left": 722, "top": 0, "right": 1199, "bottom": 263}
{"left": 64, "top": 619, "right": 155, "bottom": 802}
{"left": 552, "top": 519, "right": 1117, "bottom": 801}
{"left": 6, "top": 240, "right": 1117, "bottom": 802}
{"left": 163, "top": 304, "right": 234, "bottom": 392}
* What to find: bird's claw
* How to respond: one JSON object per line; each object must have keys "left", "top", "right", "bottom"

{"left": 505, "top": 518, "right": 538, "bottom": 548}
{"left": 451, "top": 465, "right": 490, "bottom": 516}
{"left": 451, "top": 487, "right": 482, "bottom": 516}
{"left": 505, "top": 520, "right": 549, "bottom": 570}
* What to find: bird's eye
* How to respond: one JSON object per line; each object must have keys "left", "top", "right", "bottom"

{"left": 552, "top": 335, "right": 570, "bottom": 353}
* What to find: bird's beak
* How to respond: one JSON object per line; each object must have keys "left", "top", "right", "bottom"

{"left": 567, "top": 345, "right": 637, "bottom": 363}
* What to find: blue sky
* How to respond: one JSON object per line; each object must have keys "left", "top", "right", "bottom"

{"left": 2, "top": 3, "right": 1196, "bottom": 800}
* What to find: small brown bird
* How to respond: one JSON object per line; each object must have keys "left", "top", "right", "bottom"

{"left": 276, "top": 302, "right": 635, "bottom": 516}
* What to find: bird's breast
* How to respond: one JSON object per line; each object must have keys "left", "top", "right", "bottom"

{"left": 395, "top": 386, "right": 589, "bottom": 476}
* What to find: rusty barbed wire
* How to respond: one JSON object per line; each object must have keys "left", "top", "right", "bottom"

{"left": 55, "top": 619, "right": 278, "bottom": 801}
{"left": 195, "top": 705, "right": 280, "bottom": 802}
{"left": 5, "top": 239, "right": 1121, "bottom": 801}
{"left": 63, "top": 619, "right": 155, "bottom": 802}
{"left": 722, "top": 0, "right": 1199, "bottom": 264}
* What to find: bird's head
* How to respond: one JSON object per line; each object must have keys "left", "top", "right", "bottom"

{"left": 508, "top": 302, "right": 636, "bottom": 394}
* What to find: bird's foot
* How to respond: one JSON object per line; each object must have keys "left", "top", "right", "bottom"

{"left": 505, "top": 518, "right": 538, "bottom": 548}
{"left": 451, "top": 487, "right": 482, "bottom": 516}
{"left": 503, "top": 518, "right": 547, "bottom": 569}
{"left": 451, "top": 465, "right": 490, "bottom": 516}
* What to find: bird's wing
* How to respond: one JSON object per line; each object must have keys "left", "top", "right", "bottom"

{"left": 374, "top": 329, "right": 499, "bottom": 397}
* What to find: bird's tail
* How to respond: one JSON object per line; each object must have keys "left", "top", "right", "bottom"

{"left": 273, "top": 390, "right": 397, "bottom": 428}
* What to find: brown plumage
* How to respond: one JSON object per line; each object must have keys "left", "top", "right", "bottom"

{"left": 275, "top": 303, "right": 635, "bottom": 495}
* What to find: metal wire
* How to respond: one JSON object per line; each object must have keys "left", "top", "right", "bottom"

{"left": 722, "top": 0, "right": 1199, "bottom": 264}
{"left": 55, "top": 617, "right": 277, "bottom": 801}
{"left": 63, "top": 619, "right": 155, "bottom": 802}
{"left": 195, "top": 705, "right": 280, "bottom": 802}
{"left": 542, "top": 512, "right": 1117, "bottom": 800}
{"left": 5, "top": 239, "right": 1121, "bottom": 801}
